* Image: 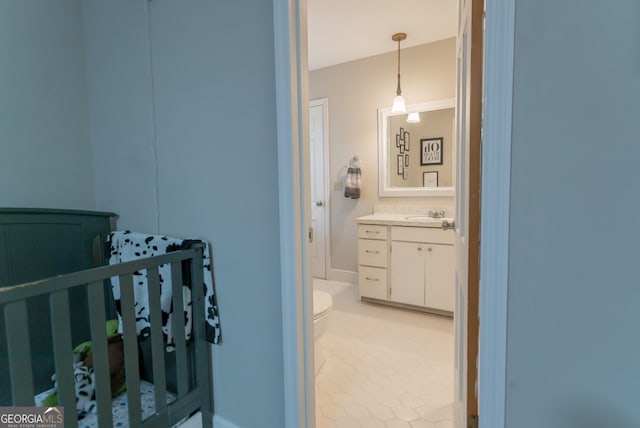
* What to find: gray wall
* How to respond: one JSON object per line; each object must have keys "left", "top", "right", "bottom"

{"left": 309, "top": 39, "right": 456, "bottom": 273}
{"left": 82, "top": 0, "right": 158, "bottom": 232}
{"left": 0, "top": 0, "right": 95, "bottom": 210}
{"left": 506, "top": 1, "right": 640, "bottom": 426}
{"left": 83, "top": 1, "right": 284, "bottom": 427}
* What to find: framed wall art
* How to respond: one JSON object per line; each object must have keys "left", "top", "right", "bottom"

{"left": 420, "top": 137, "right": 443, "bottom": 165}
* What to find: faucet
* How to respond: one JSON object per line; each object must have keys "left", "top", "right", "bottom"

{"left": 428, "top": 209, "right": 446, "bottom": 218}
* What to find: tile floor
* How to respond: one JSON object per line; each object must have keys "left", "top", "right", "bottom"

{"left": 313, "top": 279, "right": 454, "bottom": 428}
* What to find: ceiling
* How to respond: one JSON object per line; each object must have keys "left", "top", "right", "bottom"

{"left": 307, "top": 0, "right": 458, "bottom": 71}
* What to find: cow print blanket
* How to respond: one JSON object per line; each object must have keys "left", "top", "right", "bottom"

{"left": 107, "top": 231, "right": 221, "bottom": 348}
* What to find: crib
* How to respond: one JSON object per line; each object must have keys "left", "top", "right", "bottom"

{"left": 0, "top": 209, "right": 214, "bottom": 427}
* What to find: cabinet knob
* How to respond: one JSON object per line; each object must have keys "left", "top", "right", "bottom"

{"left": 417, "top": 247, "right": 422, "bottom": 251}
{"left": 428, "top": 247, "right": 432, "bottom": 252}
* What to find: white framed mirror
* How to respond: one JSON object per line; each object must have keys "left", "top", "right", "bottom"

{"left": 378, "top": 98, "right": 456, "bottom": 197}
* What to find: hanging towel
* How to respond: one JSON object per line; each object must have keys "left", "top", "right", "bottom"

{"left": 344, "top": 159, "right": 361, "bottom": 199}
{"left": 107, "top": 231, "right": 221, "bottom": 349}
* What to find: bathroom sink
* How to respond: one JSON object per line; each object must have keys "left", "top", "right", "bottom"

{"left": 404, "top": 215, "right": 439, "bottom": 221}
{"left": 404, "top": 216, "right": 455, "bottom": 230}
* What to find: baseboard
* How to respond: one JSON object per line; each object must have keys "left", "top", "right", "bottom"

{"left": 178, "top": 412, "right": 204, "bottom": 428}
{"left": 361, "top": 297, "right": 453, "bottom": 318}
{"left": 327, "top": 268, "right": 357, "bottom": 284}
{"left": 212, "top": 414, "right": 242, "bottom": 428}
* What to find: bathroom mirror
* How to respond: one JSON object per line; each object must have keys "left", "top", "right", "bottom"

{"left": 378, "top": 98, "right": 456, "bottom": 197}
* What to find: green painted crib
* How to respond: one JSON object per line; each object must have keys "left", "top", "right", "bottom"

{"left": 0, "top": 209, "right": 213, "bottom": 427}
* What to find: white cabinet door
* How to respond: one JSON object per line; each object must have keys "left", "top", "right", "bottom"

{"left": 426, "top": 244, "right": 455, "bottom": 312}
{"left": 390, "top": 242, "right": 425, "bottom": 306}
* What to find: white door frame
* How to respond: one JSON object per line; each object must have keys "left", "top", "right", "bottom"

{"left": 272, "top": 0, "right": 515, "bottom": 426}
{"left": 273, "top": 0, "right": 314, "bottom": 427}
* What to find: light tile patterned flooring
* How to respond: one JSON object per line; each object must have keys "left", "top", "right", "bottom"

{"left": 313, "top": 279, "right": 454, "bottom": 428}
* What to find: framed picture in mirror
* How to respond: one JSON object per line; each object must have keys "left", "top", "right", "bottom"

{"left": 423, "top": 171, "right": 438, "bottom": 187}
{"left": 420, "top": 137, "right": 443, "bottom": 165}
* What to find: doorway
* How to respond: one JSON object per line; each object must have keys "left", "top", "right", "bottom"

{"left": 311, "top": 2, "right": 477, "bottom": 423}
{"left": 272, "top": 0, "right": 485, "bottom": 426}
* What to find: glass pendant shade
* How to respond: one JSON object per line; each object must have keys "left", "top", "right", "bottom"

{"left": 390, "top": 33, "right": 408, "bottom": 115}
{"left": 406, "top": 112, "right": 420, "bottom": 123}
{"left": 391, "top": 95, "right": 407, "bottom": 114}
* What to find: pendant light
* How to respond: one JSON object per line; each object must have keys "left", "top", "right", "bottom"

{"left": 406, "top": 112, "right": 421, "bottom": 123}
{"left": 390, "top": 32, "right": 407, "bottom": 114}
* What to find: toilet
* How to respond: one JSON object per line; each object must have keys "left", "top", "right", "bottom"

{"left": 313, "top": 290, "right": 333, "bottom": 375}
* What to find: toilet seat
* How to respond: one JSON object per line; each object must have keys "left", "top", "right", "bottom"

{"left": 313, "top": 290, "right": 333, "bottom": 375}
{"left": 313, "top": 290, "right": 333, "bottom": 320}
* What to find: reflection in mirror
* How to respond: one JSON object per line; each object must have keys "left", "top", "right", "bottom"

{"left": 378, "top": 99, "right": 456, "bottom": 197}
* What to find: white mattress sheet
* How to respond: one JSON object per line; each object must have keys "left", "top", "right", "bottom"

{"left": 35, "top": 380, "right": 176, "bottom": 427}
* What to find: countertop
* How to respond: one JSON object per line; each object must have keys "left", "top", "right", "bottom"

{"left": 355, "top": 213, "right": 454, "bottom": 228}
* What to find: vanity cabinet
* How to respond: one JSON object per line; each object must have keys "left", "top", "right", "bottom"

{"left": 391, "top": 226, "right": 454, "bottom": 313}
{"left": 390, "top": 239, "right": 454, "bottom": 312}
{"left": 357, "top": 222, "right": 454, "bottom": 315}
{"left": 357, "top": 224, "right": 389, "bottom": 300}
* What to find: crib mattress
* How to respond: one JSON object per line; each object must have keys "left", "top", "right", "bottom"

{"left": 35, "top": 380, "right": 176, "bottom": 427}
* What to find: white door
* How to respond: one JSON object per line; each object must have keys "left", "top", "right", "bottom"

{"left": 454, "top": 0, "right": 472, "bottom": 425}
{"left": 309, "top": 99, "right": 329, "bottom": 279}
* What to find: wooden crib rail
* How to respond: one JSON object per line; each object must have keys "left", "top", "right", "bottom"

{"left": 0, "top": 244, "right": 212, "bottom": 428}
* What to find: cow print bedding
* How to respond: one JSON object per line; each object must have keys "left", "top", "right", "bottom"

{"left": 107, "top": 231, "right": 221, "bottom": 348}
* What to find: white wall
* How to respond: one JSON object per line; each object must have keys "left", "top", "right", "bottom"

{"left": 0, "top": 0, "right": 95, "bottom": 210}
{"left": 309, "top": 39, "right": 456, "bottom": 273}
{"left": 83, "top": 1, "right": 284, "bottom": 427}
{"left": 505, "top": 1, "right": 640, "bottom": 426}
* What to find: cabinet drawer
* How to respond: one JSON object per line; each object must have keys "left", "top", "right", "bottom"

{"left": 358, "top": 266, "right": 388, "bottom": 300}
{"left": 358, "top": 239, "right": 388, "bottom": 267}
{"left": 391, "top": 226, "right": 454, "bottom": 245}
{"left": 358, "top": 224, "right": 388, "bottom": 240}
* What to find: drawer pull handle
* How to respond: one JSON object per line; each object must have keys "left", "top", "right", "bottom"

{"left": 365, "top": 230, "right": 380, "bottom": 234}
{"left": 441, "top": 219, "right": 455, "bottom": 230}
{"left": 365, "top": 277, "right": 380, "bottom": 282}
{"left": 365, "top": 250, "right": 380, "bottom": 254}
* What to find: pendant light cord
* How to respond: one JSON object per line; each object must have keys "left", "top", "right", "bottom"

{"left": 396, "top": 39, "right": 402, "bottom": 96}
